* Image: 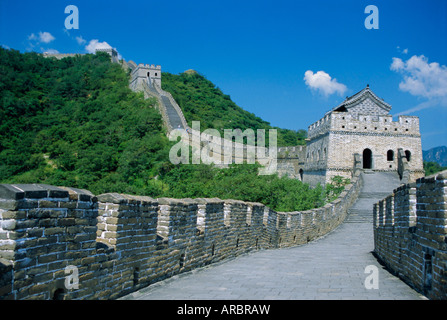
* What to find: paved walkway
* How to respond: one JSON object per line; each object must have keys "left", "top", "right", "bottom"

{"left": 120, "top": 172, "right": 427, "bottom": 300}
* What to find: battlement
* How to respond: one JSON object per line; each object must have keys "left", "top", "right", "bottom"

{"left": 133, "top": 63, "right": 161, "bottom": 71}
{"left": 373, "top": 170, "right": 447, "bottom": 299}
{"left": 0, "top": 172, "right": 362, "bottom": 299}
{"left": 42, "top": 53, "right": 84, "bottom": 60}
{"left": 95, "top": 48, "right": 118, "bottom": 57}
{"left": 308, "top": 112, "right": 420, "bottom": 139}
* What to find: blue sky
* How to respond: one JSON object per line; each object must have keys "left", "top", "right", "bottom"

{"left": 1, "top": 0, "right": 446, "bottom": 150}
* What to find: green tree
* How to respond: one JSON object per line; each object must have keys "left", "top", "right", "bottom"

{"left": 423, "top": 161, "right": 447, "bottom": 176}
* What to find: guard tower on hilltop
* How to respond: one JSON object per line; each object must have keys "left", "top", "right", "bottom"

{"left": 95, "top": 48, "right": 120, "bottom": 64}
{"left": 131, "top": 63, "right": 162, "bottom": 87}
{"left": 302, "top": 85, "right": 425, "bottom": 186}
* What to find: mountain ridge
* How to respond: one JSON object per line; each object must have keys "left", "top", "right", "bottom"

{"left": 423, "top": 145, "right": 447, "bottom": 167}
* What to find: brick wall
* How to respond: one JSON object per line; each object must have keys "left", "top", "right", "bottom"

{"left": 373, "top": 170, "right": 447, "bottom": 299}
{"left": 0, "top": 170, "right": 362, "bottom": 300}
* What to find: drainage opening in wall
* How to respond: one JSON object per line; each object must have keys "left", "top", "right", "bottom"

{"left": 133, "top": 267, "right": 140, "bottom": 286}
{"left": 52, "top": 288, "right": 66, "bottom": 300}
{"left": 423, "top": 253, "right": 433, "bottom": 294}
{"left": 179, "top": 253, "right": 186, "bottom": 268}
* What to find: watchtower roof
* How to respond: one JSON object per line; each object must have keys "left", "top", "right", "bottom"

{"left": 326, "top": 85, "right": 392, "bottom": 116}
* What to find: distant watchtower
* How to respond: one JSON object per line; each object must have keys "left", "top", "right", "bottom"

{"left": 95, "top": 48, "right": 119, "bottom": 64}
{"left": 132, "top": 63, "right": 162, "bottom": 87}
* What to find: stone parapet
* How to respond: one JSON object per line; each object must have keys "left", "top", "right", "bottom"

{"left": 0, "top": 172, "right": 362, "bottom": 299}
{"left": 373, "top": 170, "right": 447, "bottom": 299}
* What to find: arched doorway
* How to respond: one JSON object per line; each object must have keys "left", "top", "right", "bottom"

{"left": 299, "top": 169, "right": 304, "bottom": 181}
{"left": 363, "top": 148, "right": 372, "bottom": 169}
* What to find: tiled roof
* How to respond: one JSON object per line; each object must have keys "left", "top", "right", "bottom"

{"left": 326, "top": 85, "right": 392, "bottom": 115}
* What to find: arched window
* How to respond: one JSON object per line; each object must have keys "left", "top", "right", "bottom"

{"left": 387, "top": 150, "right": 394, "bottom": 161}
{"left": 299, "top": 169, "right": 304, "bottom": 181}
{"left": 363, "top": 148, "right": 372, "bottom": 169}
{"left": 405, "top": 150, "right": 411, "bottom": 162}
{"left": 147, "top": 72, "right": 150, "bottom": 77}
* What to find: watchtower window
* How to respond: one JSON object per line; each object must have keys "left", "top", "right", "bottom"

{"left": 147, "top": 72, "right": 150, "bottom": 77}
{"left": 387, "top": 150, "right": 394, "bottom": 161}
{"left": 155, "top": 72, "right": 158, "bottom": 76}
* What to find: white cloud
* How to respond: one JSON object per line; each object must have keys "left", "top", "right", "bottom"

{"left": 28, "top": 33, "right": 37, "bottom": 41}
{"left": 43, "top": 48, "right": 60, "bottom": 54}
{"left": 396, "top": 46, "right": 408, "bottom": 54}
{"left": 390, "top": 55, "right": 447, "bottom": 100}
{"left": 394, "top": 100, "right": 438, "bottom": 116}
{"left": 84, "top": 39, "right": 123, "bottom": 60}
{"left": 26, "top": 31, "right": 55, "bottom": 51}
{"left": 85, "top": 39, "right": 112, "bottom": 53}
{"left": 38, "top": 31, "right": 55, "bottom": 43}
{"left": 76, "top": 36, "right": 86, "bottom": 45}
{"left": 390, "top": 57, "right": 405, "bottom": 71}
{"left": 303, "top": 70, "right": 347, "bottom": 97}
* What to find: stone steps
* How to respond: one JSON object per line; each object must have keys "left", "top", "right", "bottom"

{"left": 344, "top": 171, "right": 403, "bottom": 223}
{"left": 161, "top": 95, "right": 185, "bottom": 129}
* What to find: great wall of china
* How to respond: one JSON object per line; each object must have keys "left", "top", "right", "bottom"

{"left": 0, "top": 51, "right": 445, "bottom": 300}
{"left": 0, "top": 169, "right": 363, "bottom": 299}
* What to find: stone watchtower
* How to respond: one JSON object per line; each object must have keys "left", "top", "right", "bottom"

{"left": 302, "top": 85, "right": 425, "bottom": 186}
{"left": 131, "top": 63, "right": 162, "bottom": 87}
{"left": 95, "top": 48, "right": 120, "bottom": 64}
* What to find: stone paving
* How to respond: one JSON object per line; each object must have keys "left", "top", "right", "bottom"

{"left": 120, "top": 172, "right": 427, "bottom": 300}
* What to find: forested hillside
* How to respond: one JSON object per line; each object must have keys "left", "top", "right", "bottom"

{"left": 0, "top": 48, "right": 170, "bottom": 196}
{"left": 161, "top": 71, "right": 307, "bottom": 147}
{"left": 0, "top": 48, "right": 344, "bottom": 211}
